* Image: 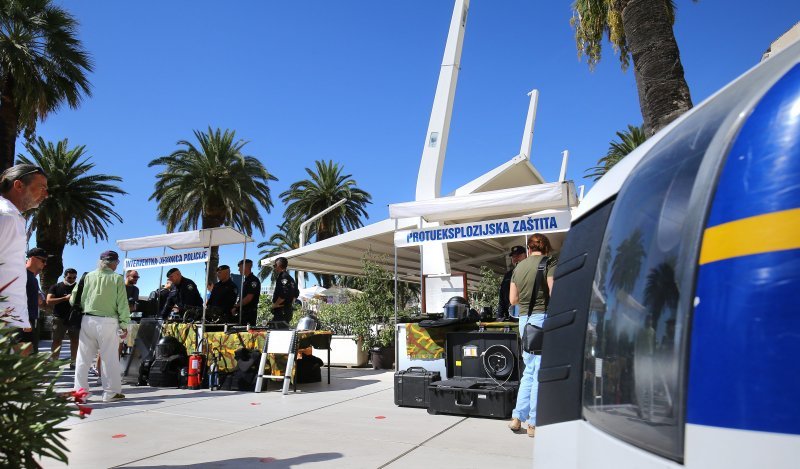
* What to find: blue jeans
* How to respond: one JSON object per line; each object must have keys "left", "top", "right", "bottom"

{"left": 513, "top": 313, "right": 545, "bottom": 425}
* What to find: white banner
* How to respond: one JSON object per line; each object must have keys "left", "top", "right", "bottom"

{"left": 394, "top": 210, "right": 571, "bottom": 247}
{"left": 123, "top": 248, "right": 210, "bottom": 271}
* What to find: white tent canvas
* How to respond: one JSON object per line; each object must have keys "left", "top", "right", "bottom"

{"left": 117, "top": 226, "right": 254, "bottom": 251}
{"left": 389, "top": 181, "right": 577, "bottom": 222}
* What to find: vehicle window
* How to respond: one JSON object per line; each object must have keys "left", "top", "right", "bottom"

{"left": 581, "top": 106, "right": 728, "bottom": 461}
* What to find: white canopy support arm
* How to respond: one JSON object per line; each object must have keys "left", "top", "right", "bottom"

{"left": 297, "top": 198, "right": 347, "bottom": 290}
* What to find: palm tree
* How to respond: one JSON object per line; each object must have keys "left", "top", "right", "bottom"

{"left": 571, "top": 0, "right": 693, "bottom": 136}
{"left": 17, "top": 138, "right": 125, "bottom": 290}
{"left": 585, "top": 124, "right": 647, "bottom": 180}
{"left": 280, "top": 160, "right": 372, "bottom": 287}
{"left": 644, "top": 260, "right": 679, "bottom": 331}
{"left": 609, "top": 229, "right": 646, "bottom": 294}
{"left": 281, "top": 160, "right": 372, "bottom": 242}
{"left": 0, "top": 0, "right": 93, "bottom": 171}
{"left": 149, "top": 127, "right": 277, "bottom": 285}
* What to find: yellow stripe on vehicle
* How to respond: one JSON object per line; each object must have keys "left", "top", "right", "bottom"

{"left": 699, "top": 208, "right": 800, "bottom": 265}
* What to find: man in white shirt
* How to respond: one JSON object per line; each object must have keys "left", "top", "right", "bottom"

{"left": 0, "top": 164, "right": 48, "bottom": 335}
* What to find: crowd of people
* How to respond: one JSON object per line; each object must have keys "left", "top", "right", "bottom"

{"left": 0, "top": 163, "right": 300, "bottom": 403}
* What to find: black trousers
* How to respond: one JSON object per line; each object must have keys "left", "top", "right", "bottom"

{"left": 272, "top": 307, "right": 293, "bottom": 325}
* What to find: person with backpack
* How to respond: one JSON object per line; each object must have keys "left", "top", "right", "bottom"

{"left": 269, "top": 257, "right": 298, "bottom": 325}
{"left": 507, "top": 233, "right": 558, "bottom": 437}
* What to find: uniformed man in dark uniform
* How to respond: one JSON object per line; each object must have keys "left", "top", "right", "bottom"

{"left": 498, "top": 246, "right": 527, "bottom": 318}
{"left": 160, "top": 267, "right": 203, "bottom": 319}
{"left": 207, "top": 265, "right": 238, "bottom": 323}
{"left": 234, "top": 259, "right": 261, "bottom": 326}
{"left": 270, "top": 256, "right": 297, "bottom": 325}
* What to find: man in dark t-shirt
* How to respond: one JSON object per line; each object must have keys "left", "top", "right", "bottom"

{"left": 235, "top": 259, "right": 261, "bottom": 326}
{"left": 24, "top": 248, "right": 47, "bottom": 354}
{"left": 125, "top": 270, "right": 140, "bottom": 314}
{"left": 208, "top": 265, "right": 238, "bottom": 323}
{"left": 498, "top": 245, "right": 527, "bottom": 318}
{"left": 47, "top": 268, "right": 79, "bottom": 367}
{"left": 270, "top": 257, "right": 297, "bottom": 325}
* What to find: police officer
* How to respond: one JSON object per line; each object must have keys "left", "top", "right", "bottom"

{"left": 270, "top": 257, "right": 298, "bottom": 325}
{"left": 207, "top": 265, "right": 238, "bottom": 323}
{"left": 499, "top": 246, "right": 527, "bottom": 319}
{"left": 234, "top": 259, "right": 261, "bottom": 326}
{"left": 160, "top": 267, "right": 203, "bottom": 319}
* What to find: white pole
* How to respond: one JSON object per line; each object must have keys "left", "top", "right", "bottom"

{"left": 519, "top": 89, "right": 539, "bottom": 159}
{"left": 579, "top": 184, "right": 585, "bottom": 201}
{"left": 559, "top": 150, "right": 569, "bottom": 182}
{"left": 200, "top": 229, "right": 214, "bottom": 353}
{"left": 297, "top": 198, "right": 347, "bottom": 291}
{"left": 239, "top": 240, "right": 247, "bottom": 325}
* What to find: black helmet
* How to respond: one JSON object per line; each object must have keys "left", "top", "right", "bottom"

{"left": 156, "top": 336, "right": 186, "bottom": 359}
{"left": 443, "top": 296, "right": 470, "bottom": 319}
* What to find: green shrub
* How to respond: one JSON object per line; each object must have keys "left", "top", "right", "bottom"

{"left": 0, "top": 325, "right": 79, "bottom": 467}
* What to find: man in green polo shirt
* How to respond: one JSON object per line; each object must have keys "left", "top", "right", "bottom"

{"left": 71, "top": 250, "right": 130, "bottom": 402}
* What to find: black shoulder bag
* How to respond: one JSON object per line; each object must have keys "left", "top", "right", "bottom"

{"left": 522, "top": 256, "right": 550, "bottom": 355}
{"left": 68, "top": 273, "right": 88, "bottom": 325}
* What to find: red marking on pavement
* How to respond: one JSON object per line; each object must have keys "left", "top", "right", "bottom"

{"left": 374, "top": 415, "right": 386, "bottom": 419}
{"left": 250, "top": 402, "right": 261, "bottom": 405}
{"left": 111, "top": 434, "right": 126, "bottom": 439}
{"left": 259, "top": 457, "right": 276, "bottom": 463}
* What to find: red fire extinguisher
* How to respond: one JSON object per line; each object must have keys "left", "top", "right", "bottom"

{"left": 187, "top": 352, "right": 204, "bottom": 390}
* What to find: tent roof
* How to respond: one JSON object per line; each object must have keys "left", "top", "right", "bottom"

{"left": 117, "top": 226, "right": 254, "bottom": 251}
{"left": 389, "top": 181, "right": 576, "bottom": 222}
{"left": 261, "top": 215, "right": 569, "bottom": 288}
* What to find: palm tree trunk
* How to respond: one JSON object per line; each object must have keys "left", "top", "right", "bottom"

{"left": 0, "top": 74, "right": 19, "bottom": 172}
{"left": 201, "top": 215, "right": 224, "bottom": 287}
{"left": 35, "top": 230, "right": 66, "bottom": 293}
{"left": 620, "top": 0, "right": 693, "bottom": 136}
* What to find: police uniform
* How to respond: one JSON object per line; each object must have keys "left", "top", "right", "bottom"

{"left": 239, "top": 273, "right": 261, "bottom": 326}
{"left": 160, "top": 277, "right": 203, "bottom": 318}
{"left": 498, "top": 269, "right": 514, "bottom": 318}
{"left": 208, "top": 278, "right": 238, "bottom": 322}
{"left": 272, "top": 271, "right": 297, "bottom": 324}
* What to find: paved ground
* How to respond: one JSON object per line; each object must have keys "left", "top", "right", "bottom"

{"left": 37, "top": 341, "right": 534, "bottom": 469}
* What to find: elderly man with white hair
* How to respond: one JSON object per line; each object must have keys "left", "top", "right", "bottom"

{"left": 71, "top": 250, "right": 130, "bottom": 402}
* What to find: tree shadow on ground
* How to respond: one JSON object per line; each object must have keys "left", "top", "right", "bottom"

{"left": 119, "top": 452, "right": 343, "bottom": 468}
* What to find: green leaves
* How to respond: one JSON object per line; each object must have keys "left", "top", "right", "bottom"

{"left": 0, "top": 325, "right": 78, "bottom": 466}
{"left": 584, "top": 124, "right": 647, "bottom": 181}
{"left": 472, "top": 266, "right": 501, "bottom": 310}
{"left": 148, "top": 127, "right": 277, "bottom": 237}
{"left": 279, "top": 159, "right": 372, "bottom": 243}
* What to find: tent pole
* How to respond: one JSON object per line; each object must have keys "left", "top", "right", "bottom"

{"left": 394, "top": 240, "right": 399, "bottom": 374}
{"left": 200, "top": 229, "right": 214, "bottom": 353}
{"left": 158, "top": 246, "right": 166, "bottom": 294}
{"left": 239, "top": 239, "right": 247, "bottom": 325}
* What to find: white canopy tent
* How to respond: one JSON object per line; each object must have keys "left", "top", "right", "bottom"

{"left": 117, "top": 227, "right": 254, "bottom": 251}
{"left": 389, "top": 181, "right": 576, "bottom": 222}
{"left": 117, "top": 226, "right": 255, "bottom": 333}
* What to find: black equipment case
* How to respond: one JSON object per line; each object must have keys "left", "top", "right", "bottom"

{"left": 427, "top": 332, "right": 520, "bottom": 419}
{"left": 394, "top": 366, "right": 441, "bottom": 408}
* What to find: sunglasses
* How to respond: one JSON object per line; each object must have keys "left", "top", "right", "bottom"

{"left": 17, "top": 166, "right": 46, "bottom": 180}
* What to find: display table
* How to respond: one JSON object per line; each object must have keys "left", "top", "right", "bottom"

{"left": 161, "top": 323, "right": 333, "bottom": 384}
{"left": 405, "top": 321, "right": 518, "bottom": 359}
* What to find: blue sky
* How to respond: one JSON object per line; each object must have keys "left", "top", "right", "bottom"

{"left": 30, "top": 1, "right": 798, "bottom": 294}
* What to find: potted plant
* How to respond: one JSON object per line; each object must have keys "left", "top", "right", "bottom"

{"left": 314, "top": 301, "right": 368, "bottom": 367}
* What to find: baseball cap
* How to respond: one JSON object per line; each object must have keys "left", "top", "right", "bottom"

{"left": 509, "top": 246, "right": 526, "bottom": 257}
{"left": 26, "top": 247, "right": 49, "bottom": 258}
{"left": 100, "top": 250, "right": 120, "bottom": 261}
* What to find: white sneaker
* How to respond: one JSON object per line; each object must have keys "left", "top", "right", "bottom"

{"left": 102, "top": 393, "right": 125, "bottom": 403}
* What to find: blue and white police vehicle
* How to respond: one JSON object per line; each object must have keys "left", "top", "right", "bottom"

{"left": 533, "top": 40, "right": 800, "bottom": 468}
